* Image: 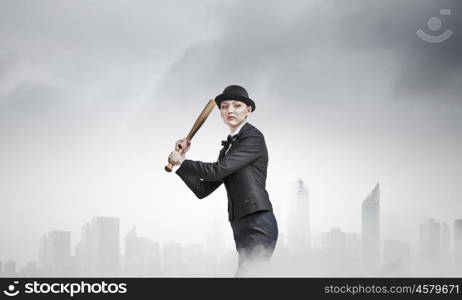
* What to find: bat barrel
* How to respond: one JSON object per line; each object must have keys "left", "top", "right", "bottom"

{"left": 165, "top": 99, "right": 215, "bottom": 173}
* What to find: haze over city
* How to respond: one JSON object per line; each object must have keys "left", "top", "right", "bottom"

{"left": 0, "top": 0, "right": 461, "bottom": 274}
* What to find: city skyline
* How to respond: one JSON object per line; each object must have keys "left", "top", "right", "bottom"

{"left": 1, "top": 181, "right": 461, "bottom": 277}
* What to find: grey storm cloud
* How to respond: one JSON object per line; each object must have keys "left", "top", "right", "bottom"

{"left": 327, "top": 0, "right": 462, "bottom": 101}
{"left": 0, "top": 0, "right": 218, "bottom": 145}
{"left": 0, "top": 54, "right": 18, "bottom": 82}
{"left": 155, "top": 0, "right": 462, "bottom": 107}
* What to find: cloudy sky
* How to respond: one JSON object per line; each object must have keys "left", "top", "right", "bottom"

{"left": 0, "top": 0, "right": 461, "bottom": 268}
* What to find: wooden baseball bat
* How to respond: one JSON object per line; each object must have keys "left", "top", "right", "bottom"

{"left": 165, "top": 99, "right": 216, "bottom": 172}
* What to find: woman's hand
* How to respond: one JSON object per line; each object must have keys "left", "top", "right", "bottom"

{"left": 175, "top": 138, "right": 191, "bottom": 153}
{"left": 169, "top": 150, "right": 185, "bottom": 166}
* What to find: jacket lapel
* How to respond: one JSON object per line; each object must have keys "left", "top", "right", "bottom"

{"left": 217, "top": 123, "right": 253, "bottom": 160}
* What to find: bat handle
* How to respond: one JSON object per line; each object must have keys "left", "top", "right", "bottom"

{"left": 165, "top": 148, "right": 184, "bottom": 173}
{"left": 165, "top": 163, "right": 174, "bottom": 172}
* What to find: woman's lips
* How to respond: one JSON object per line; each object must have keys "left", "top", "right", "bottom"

{"left": 227, "top": 116, "right": 235, "bottom": 120}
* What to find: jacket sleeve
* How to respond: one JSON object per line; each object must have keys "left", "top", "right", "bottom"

{"left": 176, "top": 167, "right": 223, "bottom": 199}
{"left": 176, "top": 134, "right": 264, "bottom": 182}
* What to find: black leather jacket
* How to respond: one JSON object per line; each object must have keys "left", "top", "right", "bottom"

{"left": 175, "top": 122, "right": 273, "bottom": 221}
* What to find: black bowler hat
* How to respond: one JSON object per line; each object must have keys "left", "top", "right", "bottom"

{"left": 215, "top": 85, "right": 256, "bottom": 112}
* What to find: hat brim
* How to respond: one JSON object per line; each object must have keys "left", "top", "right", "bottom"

{"left": 215, "top": 93, "right": 256, "bottom": 112}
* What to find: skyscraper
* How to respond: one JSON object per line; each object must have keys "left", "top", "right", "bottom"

{"left": 125, "top": 226, "right": 138, "bottom": 260}
{"left": 75, "top": 217, "right": 120, "bottom": 276}
{"left": 124, "top": 226, "right": 161, "bottom": 276}
{"left": 39, "top": 235, "right": 50, "bottom": 275}
{"left": 440, "top": 222, "right": 451, "bottom": 268}
{"left": 419, "top": 218, "right": 441, "bottom": 263}
{"left": 91, "top": 217, "right": 120, "bottom": 276}
{"left": 75, "top": 222, "right": 93, "bottom": 276}
{"left": 19, "top": 262, "right": 39, "bottom": 277}
{"left": 319, "top": 229, "right": 361, "bottom": 276}
{"left": 287, "top": 179, "right": 310, "bottom": 255}
{"left": 4, "top": 260, "right": 16, "bottom": 277}
{"left": 454, "top": 219, "right": 462, "bottom": 270}
{"left": 361, "top": 183, "right": 380, "bottom": 271}
{"left": 38, "top": 231, "right": 72, "bottom": 276}
{"left": 382, "top": 240, "right": 411, "bottom": 276}
{"left": 345, "top": 232, "right": 361, "bottom": 262}
{"left": 162, "top": 241, "right": 184, "bottom": 276}
{"left": 326, "top": 228, "right": 346, "bottom": 257}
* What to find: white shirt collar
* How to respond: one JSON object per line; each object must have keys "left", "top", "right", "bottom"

{"left": 230, "top": 121, "right": 247, "bottom": 137}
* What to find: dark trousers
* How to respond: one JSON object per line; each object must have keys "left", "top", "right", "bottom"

{"left": 230, "top": 210, "right": 278, "bottom": 277}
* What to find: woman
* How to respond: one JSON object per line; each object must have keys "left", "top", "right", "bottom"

{"left": 168, "top": 85, "right": 278, "bottom": 277}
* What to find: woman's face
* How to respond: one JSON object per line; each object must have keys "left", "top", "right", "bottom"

{"left": 220, "top": 100, "right": 252, "bottom": 129}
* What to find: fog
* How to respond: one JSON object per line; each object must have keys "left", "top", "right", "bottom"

{"left": 0, "top": 0, "right": 461, "bottom": 276}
